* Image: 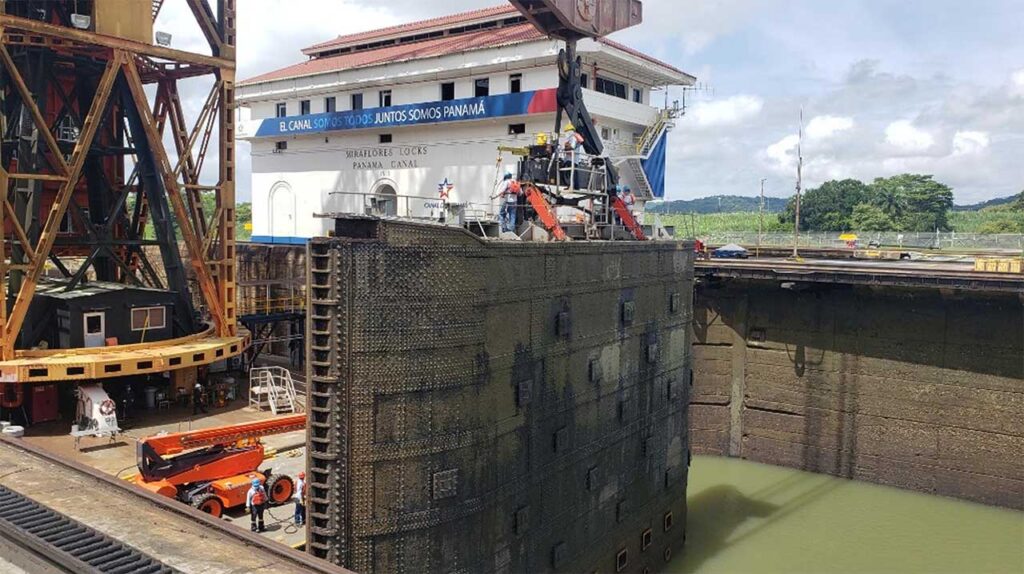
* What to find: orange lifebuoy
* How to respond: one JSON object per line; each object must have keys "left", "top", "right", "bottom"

{"left": 1, "top": 384, "right": 24, "bottom": 409}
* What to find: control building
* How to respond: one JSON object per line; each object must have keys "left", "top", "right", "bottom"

{"left": 236, "top": 5, "right": 693, "bottom": 243}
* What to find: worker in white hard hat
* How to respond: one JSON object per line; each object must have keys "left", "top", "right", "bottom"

{"left": 559, "top": 122, "right": 584, "bottom": 189}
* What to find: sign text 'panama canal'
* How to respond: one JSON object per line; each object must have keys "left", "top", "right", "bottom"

{"left": 254, "top": 88, "right": 557, "bottom": 138}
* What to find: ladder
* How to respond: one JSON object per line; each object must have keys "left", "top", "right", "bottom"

{"left": 248, "top": 366, "right": 302, "bottom": 415}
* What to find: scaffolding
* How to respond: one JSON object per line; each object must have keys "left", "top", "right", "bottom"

{"left": 0, "top": 1, "right": 246, "bottom": 384}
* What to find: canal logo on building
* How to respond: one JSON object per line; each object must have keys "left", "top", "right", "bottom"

{"left": 254, "top": 89, "right": 558, "bottom": 138}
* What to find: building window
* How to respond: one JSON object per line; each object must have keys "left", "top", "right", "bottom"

{"left": 131, "top": 307, "right": 166, "bottom": 331}
{"left": 474, "top": 78, "right": 490, "bottom": 97}
{"left": 580, "top": 73, "right": 589, "bottom": 89}
{"left": 508, "top": 123, "right": 526, "bottom": 135}
{"left": 351, "top": 93, "right": 363, "bottom": 110}
{"left": 379, "top": 90, "right": 392, "bottom": 108}
{"left": 275, "top": 102, "right": 287, "bottom": 117}
{"left": 601, "top": 127, "right": 611, "bottom": 140}
{"left": 510, "top": 73, "right": 522, "bottom": 94}
{"left": 300, "top": 99, "right": 310, "bottom": 115}
{"left": 595, "top": 76, "right": 627, "bottom": 99}
{"left": 440, "top": 82, "right": 455, "bottom": 101}
{"left": 379, "top": 133, "right": 392, "bottom": 144}
{"left": 325, "top": 96, "right": 336, "bottom": 113}
{"left": 275, "top": 141, "right": 287, "bottom": 151}
{"left": 60, "top": 210, "right": 75, "bottom": 233}
{"left": 633, "top": 88, "right": 642, "bottom": 103}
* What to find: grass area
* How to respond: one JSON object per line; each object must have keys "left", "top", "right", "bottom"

{"left": 948, "top": 210, "right": 1023, "bottom": 233}
{"left": 658, "top": 212, "right": 792, "bottom": 235}
{"left": 657, "top": 210, "right": 1021, "bottom": 234}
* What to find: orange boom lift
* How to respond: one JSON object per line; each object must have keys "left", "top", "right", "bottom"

{"left": 133, "top": 414, "right": 306, "bottom": 517}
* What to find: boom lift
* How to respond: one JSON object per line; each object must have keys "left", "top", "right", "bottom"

{"left": 507, "top": 0, "right": 648, "bottom": 240}
{"left": 133, "top": 414, "right": 306, "bottom": 518}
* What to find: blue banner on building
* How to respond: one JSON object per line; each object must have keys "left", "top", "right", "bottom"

{"left": 641, "top": 132, "right": 667, "bottom": 198}
{"left": 254, "top": 88, "right": 557, "bottom": 138}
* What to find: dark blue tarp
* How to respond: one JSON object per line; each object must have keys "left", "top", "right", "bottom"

{"left": 641, "top": 132, "right": 667, "bottom": 198}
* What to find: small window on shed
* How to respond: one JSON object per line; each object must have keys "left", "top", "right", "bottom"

{"left": 441, "top": 82, "right": 455, "bottom": 101}
{"left": 132, "top": 307, "right": 166, "bottom": 331}
{"left": 379, "top": 134, "right": 393, "bottom": 144}
{"left": 508, "top": 123, "right": 526, "bottom": 135}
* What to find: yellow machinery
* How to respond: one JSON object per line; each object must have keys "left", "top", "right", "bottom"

{"left": 0, "top": 1, "right": 246, "bottom": 421}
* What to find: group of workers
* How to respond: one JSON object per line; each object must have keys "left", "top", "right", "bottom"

{"left": 245, "top": 471, "right": 307, "bottom": 532}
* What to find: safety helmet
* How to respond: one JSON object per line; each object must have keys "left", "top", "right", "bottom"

{"left": 504, "top": 172, "right": 513, "bottom": 180}
{"left": 564, "top": 122, "right": 575, "bottom": 132}
{"left": 251, "top": 479, "right": 261, "bottom": 487}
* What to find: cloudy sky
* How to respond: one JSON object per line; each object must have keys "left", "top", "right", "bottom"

{"left": 161, "top": 0, "right": 1024, "bottom": 203}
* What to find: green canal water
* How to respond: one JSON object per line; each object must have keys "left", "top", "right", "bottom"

{"left": 668, "top": 456, "right": 1024, "bottom": 573}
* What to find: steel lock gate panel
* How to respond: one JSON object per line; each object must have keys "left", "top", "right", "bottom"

{"left": 307, "top": 217, "right": 694, "bottom": 574}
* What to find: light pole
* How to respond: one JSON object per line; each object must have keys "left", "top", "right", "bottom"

{"left": 792, "top": 108, "right": 804, "bottom": 259}
{"left": 758, "top": 178, "right": 766, "bottom": 257}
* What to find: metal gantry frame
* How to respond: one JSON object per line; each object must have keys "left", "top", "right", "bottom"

{"left": 0, "top": 0, "right": 246, "bottom": 383}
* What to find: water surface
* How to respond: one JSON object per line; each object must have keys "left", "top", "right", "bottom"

{"left": 669, "top": 456, "right": 1023, "bottom": 573}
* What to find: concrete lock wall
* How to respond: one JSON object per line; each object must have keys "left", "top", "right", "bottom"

{"left": 690, "top": 280, "right": 1024, "bottom": 509}
{"left": 306, "top": 218, "right": 694, "bottom": 574}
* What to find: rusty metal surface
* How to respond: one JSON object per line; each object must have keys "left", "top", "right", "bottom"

{"left": 508, "top": 0, "right": 643, "bottom": 40}
{"left": 306, "top": 216, "right": 693, "bottom": 573}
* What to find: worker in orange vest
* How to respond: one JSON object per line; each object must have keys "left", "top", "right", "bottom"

{"left": 246, "top": 478, "right": 268, "bottom": 532}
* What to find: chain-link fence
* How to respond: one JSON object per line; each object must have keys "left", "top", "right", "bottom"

{"left": 686, "top": 231, "right": 1024, "bottom": 251}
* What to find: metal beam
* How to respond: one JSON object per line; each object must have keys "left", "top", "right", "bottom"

{"left": 0, "top": 44, "right": 69, "bottom": 176}
{"left": 121, "top": 57, "right": 226, "bottom": 335}
{"left": 0, "top": 14, "right": 234, "bottom": 70}
{"left": 2, "top": 52, "right": 122, "bottom": 357}
{"left": 186, "top": 0, "right": 224, "bottom": 56}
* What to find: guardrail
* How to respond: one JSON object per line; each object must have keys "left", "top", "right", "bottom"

{"left": 683, "top": 231, "right": 1024, "bottom": 251}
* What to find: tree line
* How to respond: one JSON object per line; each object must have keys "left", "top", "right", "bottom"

{"left": 779, "top": 174, "right": 1022, "bottom": 233}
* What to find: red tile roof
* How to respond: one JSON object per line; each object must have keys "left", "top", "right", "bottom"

{"left": 240, "top": 5, "right": 689, "bottom": 86}
{"left": 243, "top": 23, "right": 545, "bottom": 86}
{"left": 303, "top": 5, "right": 520, "bottom": 56}
{"left": 598, "top": 38, "right": 689, "bottom": 78}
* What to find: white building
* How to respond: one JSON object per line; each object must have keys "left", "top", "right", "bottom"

{"left": 236, "top": 5, "right": 693, "bottom": 243}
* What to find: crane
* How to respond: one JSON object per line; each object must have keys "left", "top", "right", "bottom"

{"left": 133, "top": 414, "right": 306, "bottom": 518}
{"left": 507, "top": 0, "right": 648, "bottom": 240}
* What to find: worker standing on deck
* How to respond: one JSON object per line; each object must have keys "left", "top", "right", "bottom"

{"left": 293, "top": 471, "right": 306, "bottom": 526}
{"left": 246, "top": 478, "right": 268, "bottom": 532}
{"left": 492, "top": 172, "right": 520, "bottom": 233}
{"left": 192, "top": 381, "right": 208, "bottom": 415}
{"left": 623, "top": 185, "right": 636, "bottom": 218}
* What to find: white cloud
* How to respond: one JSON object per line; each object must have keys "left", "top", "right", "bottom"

{"left": 1011, "top": 69, "right": 1024, "bottom": 97}
{"left": 765, "top": 134, "right": 800, "bottom": 172}
{"left": 805, "top": 115, "right": 854, "bottom": 139}
{"left": 952, "top": 131, "right": 990, "bottom": 155}
{"left": 885, "top": 120, "right": 934, "bottom": 152}
{"left": 691, "top": 95, "right": 764, "bottom": 128}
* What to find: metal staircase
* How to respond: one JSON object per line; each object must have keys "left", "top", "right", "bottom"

{"left": 620, "top": 108, "right": 674, "bottom": 201}
{"left": 249, "top": 366, "right": 302, "bottom": 414}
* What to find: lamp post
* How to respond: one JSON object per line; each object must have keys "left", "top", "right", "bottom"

{"left": 758, "top": 178, "right": 766, "bottom": 257}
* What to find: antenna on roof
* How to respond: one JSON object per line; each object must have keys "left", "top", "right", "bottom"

{"left": 676, "top": 82, "right": 712, "bottom": 118}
